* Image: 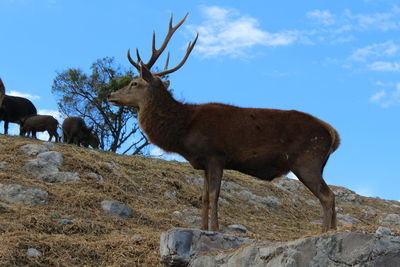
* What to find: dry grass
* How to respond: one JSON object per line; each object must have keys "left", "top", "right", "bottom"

{"left": 0, "top": 134, "right": 399, "bottom": 266}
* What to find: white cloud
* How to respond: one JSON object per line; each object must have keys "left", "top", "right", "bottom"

{"left": 344, "top": 6, "right": 400, "bottom": 32}
{"left": 149, "top": 146, "right": 186, "bottom": 162}
{"left": 8, "top": 90, "right": 40, "bottom": 100}
{"left": 37, "top": 109, "right": 65, "bottom": 123}
{"left": 370, "top": 82, "right": 400, "bottom": 107}
{"left": 188, "top": 6, "right": 298, "bottom": 58}
{"left": 307, "top": 10, "right": 335, "bottom": 25}
{"left": 370, "top": 90, "right": 386, "bottom": 103}
{"left": 350, "top": 41, "right": 399, "bottom": 62}
{"left": 368, "top": 61, "right": 400, "bottom": 72}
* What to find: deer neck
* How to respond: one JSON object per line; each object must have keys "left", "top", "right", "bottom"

{"left": 138, "top": 89, "right": 192, "bottom": 153}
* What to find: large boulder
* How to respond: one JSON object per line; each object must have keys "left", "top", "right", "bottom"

{"left": 0, "top": 184, "right": 48, "bottom": 205}
{"left": 160, "top": 228, "right": 400, "bottom": 267}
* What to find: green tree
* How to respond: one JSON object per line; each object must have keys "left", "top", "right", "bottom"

{"left": 52, "top": 57, "right": 149, "bottom": 154}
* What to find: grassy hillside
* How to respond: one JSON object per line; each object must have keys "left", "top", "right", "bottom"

{"left": 0, "top": 134, "right": 399, "bottom": 266}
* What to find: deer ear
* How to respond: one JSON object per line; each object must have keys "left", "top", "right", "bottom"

{"left": 140, "top": 64, "right": 154, "bottom": 82}
{"left": 163, "top": 80, "right": 170, "bottom": 89}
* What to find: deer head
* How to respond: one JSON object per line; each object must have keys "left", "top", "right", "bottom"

{"left": 108, "top": 14, "right": 198, "bottom": 109}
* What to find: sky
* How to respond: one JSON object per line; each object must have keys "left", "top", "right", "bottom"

{"left": 0, "top": 0, "right": 399, "bottom": 201}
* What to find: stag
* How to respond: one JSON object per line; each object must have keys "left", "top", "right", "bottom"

{"left": 108, "top": 14, "right": 340, "bottom": 232}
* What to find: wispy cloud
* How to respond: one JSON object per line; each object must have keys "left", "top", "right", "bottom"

{"left": 350, "top": 41, "right": 399, "bottom": 62}
{"left": 8, "top": 90, "right": 40, "bottom": 100}
{"left": 368, "top": 61, "right": 400, "bottom": 72}
{"left": 307, "top": 10, "right": 335, "bottom": 25}
{"left": 188, "top": 6, "right": 299, "bottom": 58}
{"left": 37, "top": 109, "right": 65, "bottom": 123}
{"left": 370, "top": 82, "right": 400, "bottom": 108}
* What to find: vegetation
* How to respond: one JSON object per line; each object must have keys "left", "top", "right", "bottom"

{"left": 52, "top": 57, "right": 148, "bottom": 154}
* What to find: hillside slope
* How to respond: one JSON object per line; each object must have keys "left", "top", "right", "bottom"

{"left": 0, "top": 135, "right": 399, "bottom": 266}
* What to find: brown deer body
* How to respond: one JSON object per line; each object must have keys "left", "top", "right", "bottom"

{"left": 109, "top": 14, "right": 340, "bottom": 232}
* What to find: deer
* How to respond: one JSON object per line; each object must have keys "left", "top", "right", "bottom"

{"left": 108, "top": 14, "right": 340, "bottom": 233}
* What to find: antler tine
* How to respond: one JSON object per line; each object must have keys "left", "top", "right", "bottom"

{"left": 164, "top": 52, "right": 170, "bottom": 71}
{"left": 154, "top": 32, "right": 199, "bottom": 77}
{"left": 136, "top": 48, "right": 142, "bottom": 65}
{"left": 127, "top": 48, "right": 141, "bottom": 71}
{"left": 144, "top": 13, "right": 189, "bottom": 70}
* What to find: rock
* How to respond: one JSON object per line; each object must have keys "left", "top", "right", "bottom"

{"left": 164, "top": 191, "right": 177, "bottom": 199}
{"left": 101, "top": 200, "right": 132, "bottom": 219}
{"left": 227, "top": 224, "right": 247, "bottom": 233}
{"left": 19, "top": 144, "right": 48, "bottom": 156}
{"left": 42, "top": 141, "right": 57, "bottom": 150}
{"left": 272, "top": 178, "right": 303, "bottom": 195}
{"left": 184, "top": 231, "right": 400, "bottom": 267}
{"left": 87, "top": 172, "right": 104, "bottom": 183}
{"left": 0, "top": 184, "right": 48, "bottom": 205}
{"left": 0, "top": 161, "right": 10, "bottom": 169}
{"left": 305, "top": 199, "right": 317, "bottom": 206}
{"left": 185, "top": 175, "right": 203, "bottom": 188}
{"left": 260, "top": 196, "right": 281, "bottom": 209}
{"left": 27, "top": 248, "right": 42, "bottom": 257}
{"left": 221, "top": 180, "right": 246, "bottom": 192}
{"left": 60, "top": 218, "right": 73, "bottom": 224}
{"left": 376, "top": 226, "right": 392, "bottom": 236}
{"left": 132, "top": 234, "right": 142, "bottom": 239}
{"left": 378, "top": 214, "right": 400, "bottom": 230}
{"left": 238, "top": 190, "right": 280, "bottom": 210}
{"left": 332, "top": 187, "right": 362, "bottom": 205}
{"left": 172, "top": 209, "right": 202, "bottom": 227}
{"left": 103, "top": 161, "right": 122, "bottom": 176}
{"left": 38, "top": 172, "right": 80, "bottom": 183}
{"left": 24, "top": 158, "right": 59, "bottom": 176}
{"left": 36, "top": 151, "right": 63, "bottom": 167}
{"left": 160, "top": 227, "right": 256, "bottom": 266}
{"left": 337, "top": 213, "right": 361, "bottom": 225}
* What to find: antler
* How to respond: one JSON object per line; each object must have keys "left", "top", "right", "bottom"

{"left": 127, "top": 13, "right": 198, "bottom": 76}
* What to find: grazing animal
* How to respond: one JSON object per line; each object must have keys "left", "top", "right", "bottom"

{"left": 0, "top": 79, "right": 37, "bottom": 135}
{"left": 20, "top": 115, "right": 60, "bottom": 142}
{"left": 62, "top": 117, "right": 99, "bottom": 148}
{"left": 108, "top": 14, "right": 340, "bottom": 232}
{"left": 0, "top": 78, "right": 5, "bottom": 107}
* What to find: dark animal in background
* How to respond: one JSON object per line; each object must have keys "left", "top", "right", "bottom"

{"left": 0, "top": 78, "right": 5, "bottom": 107}
{"left": 108, "top": 14, "right": 340, "bottom": 233}
{"left": 62, "top": 117, "right": 99, "bottom": 148}
{"left": 20, "top": 115, "right": 60, "bottom": 142}
{"left": 0, "top": 79, "right": 37, "bottom": 135}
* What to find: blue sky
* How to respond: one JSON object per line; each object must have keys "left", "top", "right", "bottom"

{"left": 1, "top": 0, "right": 399, "bottom": 201}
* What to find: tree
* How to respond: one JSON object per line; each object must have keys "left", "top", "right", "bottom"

{"left": 52, "top": 57, "right": 149, "bottom": 154}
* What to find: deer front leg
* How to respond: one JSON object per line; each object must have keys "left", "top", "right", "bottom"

{"left": 208, "top": 159, "right": 223, "bottom": 232}
{"left": 201, "top": 169, "right": 209, "bottom": 230}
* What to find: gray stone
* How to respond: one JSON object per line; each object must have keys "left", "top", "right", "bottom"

{"left": 87, "top": 172, "right": 104, "bottom": 183}
{"left": 37, "top": 151, "right": 63, "bottom": 167}
{"left": 27, "top": 248, "right": 42, "bottom": 257}
{"left": 0, "top": 183, "right": 48, "bottom": 205}
{"left": 376, "top": 226, "right": 392, "bottom": 236}
{"left": 160, "top": 227, "right": 255, "bottom": 266}
{"left": 42, "top": 141, "right": 57, "bottom": 150}
{"left": 24, "top": 158, "right": 59, "bottom": 176}
{"left": 0, "top": 161, "right": 10, "bottom": 169}
{"left": 260, "top": 196, "right": 281, "bottom": 209}
{"left": 337, "top": 213, "right": 361, "bottom": 225}
{"left": 19, "top": 144, "right": 49, "bottom": 156}
{"left": 305, "top": 199, "right": 317, "bottom": 206}
{"left": 164, "top": 191, "right": 177, "bottom": 199}
{"left": 38, "top": 172, "right": 80, "bottom": 183}
{"left": 272, "top": 178, "right": 303, "bottom": 195}
{"left": 227, "top": 224, "right": 247, "bottom": 233}
{"left": 185, "top": 175, "right": 203, "bottom": 188}
{"left": 378, "top": 214, "right": 400, "bottom": 229}
{"left": 101, "top": 200, "right": 132, "bottom": 219}
{"left": 184, "top": 231, "right": 400, "bottom": 267}
{"left": 332, "top": 187, "right": 362, "bottom": 205}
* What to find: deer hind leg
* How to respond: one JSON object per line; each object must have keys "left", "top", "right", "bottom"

{"left": 292, "top": 159, "right": 336, "bottom": 232}
{"left": 201, "top": 158, "right": 223, "bottom": 231}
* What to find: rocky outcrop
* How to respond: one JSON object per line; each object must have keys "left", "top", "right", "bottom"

{"left": 160, "top": 228, "right": 400, "bottom": 266}
{"left": 0, "top": 183, "right": 48, "bottom": 205}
